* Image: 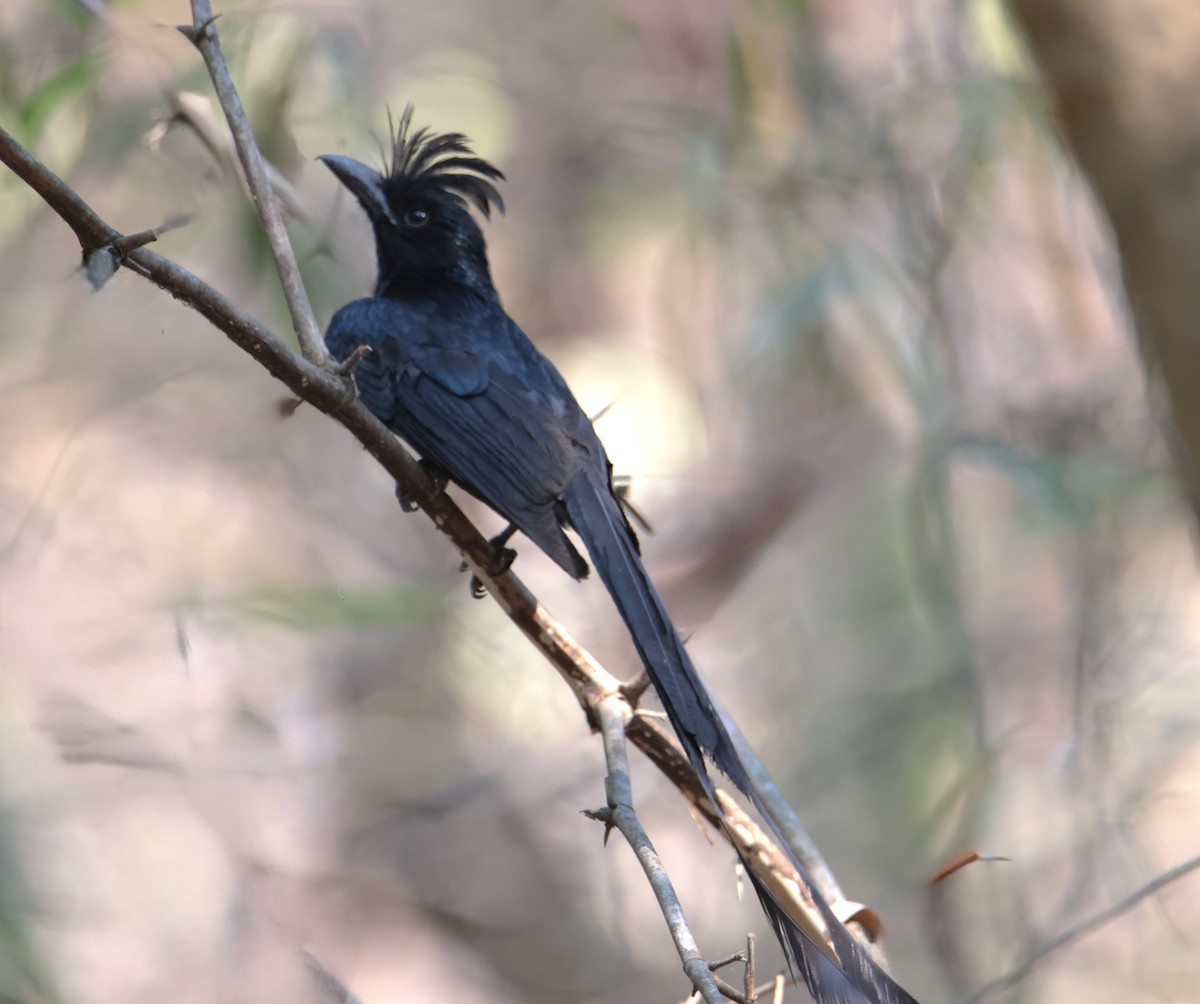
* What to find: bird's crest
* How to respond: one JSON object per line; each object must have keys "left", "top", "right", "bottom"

{"left": 382, "top": 104, "right": 505, "bottom": 218}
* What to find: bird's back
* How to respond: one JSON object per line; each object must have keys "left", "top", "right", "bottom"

{"left": 326, "top": 293, "right": 600, "bottom": 578}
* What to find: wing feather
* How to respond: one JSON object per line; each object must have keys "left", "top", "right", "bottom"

{"left": 326, "top": 297, "right": 588, "bottom": 577}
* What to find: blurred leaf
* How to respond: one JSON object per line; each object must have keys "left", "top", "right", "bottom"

{"left": 19, "top": 54, "right": 100, "bottom": 142}
{"left": 49, "top": 0, "right": 91, "bottom": 31}
{"left": 727, "top": 32, "right": 754, "bottom": 121}
{"left": 949, "top": 436, "right": 1167, "bottom": 528}
{"left": 754, "top": 255, "right": 854, "bottom": 354}
{"left": 967, "top": 0, "right": 1029, "bottom": 77}
{"left": 0, "top": 818, "right": 61, "bottom": 1003}
{"left": 0, "top": 908, "right": 61, "bottom": 1004}
{"left": 209, "top": 583, "right": 445, "bottom": 632}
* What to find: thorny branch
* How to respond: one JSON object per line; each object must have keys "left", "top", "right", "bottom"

{"left": 587, "top": 697, "right": 725, "bottom": 1004}
{"left": 180, "top": 1, "right": 330, "bottom": 366}
{"left": 0, "top": 10, "right": 893, "bottom": 988}
{"left": 1, "top": 114, "right": 761, "bottom": 986}
{"left": 0, "top": 124, "right": 827, "bottom": 995}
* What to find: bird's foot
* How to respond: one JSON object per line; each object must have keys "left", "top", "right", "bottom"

{"left": 395, "top": 461, "right": 448, "bottom": 513}
{"left": 396, "top": 487, "right": 420, "bottom": 513}
{"left": 462, "top": 524, "right": 519, "bottom": 599}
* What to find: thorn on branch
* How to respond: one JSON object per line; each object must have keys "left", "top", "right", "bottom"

{"left": 620, "top": 670, "right": 653, "bottom": 705}
{"left": 113, "top": 229, "right": 159, "bottom": 255}
{"left": 83, "top": 214, "right": 195, "bottom": 290}
{"left": 333, "top": 343, "right": 372, "bottom": 376}
{"left": 927, "top": 847, "right": 1012, "bottom": 885}
{"left": 176, "top": 13, "right": 220, "bottom": 45}
{"left": 277, "top": 396, "right": 304, "bottom": 418}
{"left": 112, "top": 214, "right": 193, "bottom": 256}
{"left": 708, "top": 950, "right": 748, "bottom": 971}
{"left": 581, "top": 805, "right": 616, "bottom": 845}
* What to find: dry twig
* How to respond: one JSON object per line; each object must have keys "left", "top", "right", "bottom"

{"left": 0, "top": 12, "right": 901, "bottom": 983}
{"left": 0, "top": 119, "right": 822, "bottom": 999}
{"left": 179, "top": 1, "right": 329, "bottom": 365}
{"left": 587, "top": 696, "right": 725, "bottom": 1004}
{"left": 961, "top": 852, "right": 1200, "bottom": 1004}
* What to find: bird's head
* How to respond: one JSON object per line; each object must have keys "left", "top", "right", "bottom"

{"left": 319, "top": 106, "right": 505, "bottom": 300}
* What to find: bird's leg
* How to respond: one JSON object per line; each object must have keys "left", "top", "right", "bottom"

{"left": 395, "top": 460, "right": 449, "bottom": 512}
{"left": 462, "top": 523, "right": 519, "bottom": 599}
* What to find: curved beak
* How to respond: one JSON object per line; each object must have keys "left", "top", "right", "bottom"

{"left": 318, "top": 154, "right": 397, "bottom": 225}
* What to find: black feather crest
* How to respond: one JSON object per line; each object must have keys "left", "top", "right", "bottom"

{"left": 384, "top": 104, "right": 505, "bottom": 218}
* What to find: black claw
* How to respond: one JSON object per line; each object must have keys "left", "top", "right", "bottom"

{"left": 463, "top": 527, "right": 519, "bottom": 599}
{"left": 425, "top": 465, "right": 449, "bottom": 495}
{"left": 395, "top": 484, "right": 420, "bottom": 513}
{"left": 491, "top": 523, "right": 519, "bottom": 550}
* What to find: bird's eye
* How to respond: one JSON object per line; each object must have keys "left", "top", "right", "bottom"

{"left": 404, "top": 207, "right": 429, "bottom": 228}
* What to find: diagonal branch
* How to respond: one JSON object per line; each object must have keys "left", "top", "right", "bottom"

{"left": 589, "top": 697, "right": 726, "bottom": 1004}
{"left": 164, "top": 9, "right": 889, "bottom": 964}
{"left": 0, "top": 120, "right": 891, "bottom": 988}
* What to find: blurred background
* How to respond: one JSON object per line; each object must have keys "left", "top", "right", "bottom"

{"left": 1, "top": 1, "right": 1198, "bottom": 1002}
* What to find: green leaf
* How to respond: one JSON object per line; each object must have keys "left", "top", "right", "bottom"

{"left": 967, "top": 0, "right": 1029, "bottom": 78}
{"left": 947, "top": 435, "right": 1168, "bottom": 529}
{"left": 726, "top": 31, "right": 754, "bottom": 120}
{"left": 19, "top": 54, "right": 101, "bottom": 140}
{"left": 207, "top": 583, "right": 445, "bottom": 633}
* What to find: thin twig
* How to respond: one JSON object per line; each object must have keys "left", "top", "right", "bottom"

{"left": 710, "top": 973, "right": 748, "bottom": 1003}
{"left": 588, "top": 697, "right": 724, "bottom": 1004}
{"left": 180, "top": 2, "right": 330, "bottom": 366}
{"left": 744, "top": 934, "right": 756, "bottom": 1003}
{"left": 302, "top": 950, "right": 367, "bottom": 1004}
{"left": 0, "top": 121, "right": 600, "bottom": 708}
{"left": 962, "top": 853, "right": 1200, "bottom": 1004}
{"left": 160, "top": 91, "right": 310, "bottom": 221}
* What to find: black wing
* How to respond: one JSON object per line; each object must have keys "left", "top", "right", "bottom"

{"left": 327, "top": 297, "right": 591, "bottom": 578}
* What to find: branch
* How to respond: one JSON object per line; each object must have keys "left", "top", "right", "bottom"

{"left": 723, "top": 710, "right": 885, "bottom": 949}
{"left": 179, "top": 1, "right": 330, "bottom": 367}
{"left": 0, "top": 123, "right": 894, "bottom": 983}
{"left": 588, "top": 697, "right": 726, "bottom": 1004}
{"left": 170, "top": 14, "right": 899, "bottom": 963}
{"left": 963, "top": 853, "right": 1200, "bottom": 1003}
{"left": 0, "top": 118, "right": 607, "bottom": 722}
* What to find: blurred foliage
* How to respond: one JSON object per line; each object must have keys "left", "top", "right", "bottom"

{"left": 205, "top": 582, "right": 446, "bottom": 633}
{"left": 1, "top": 1, "right": 1198, "bottom": 1003}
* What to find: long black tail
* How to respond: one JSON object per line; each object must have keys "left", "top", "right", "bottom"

{"left": 562, "top": 472, "right": 919, "bottom": 1004}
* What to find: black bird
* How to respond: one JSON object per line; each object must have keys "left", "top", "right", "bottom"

{"left": 320, "top": 107, "right": 917, "bottom": 1004}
